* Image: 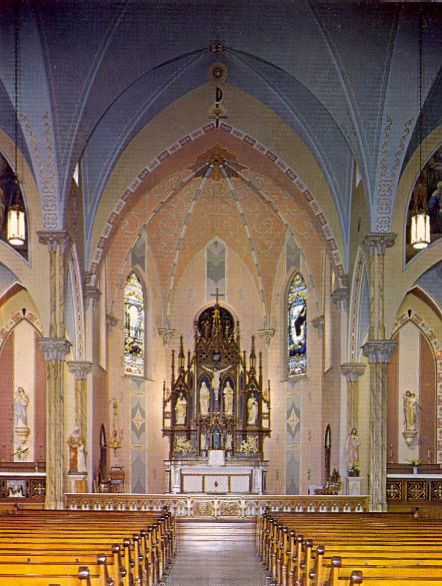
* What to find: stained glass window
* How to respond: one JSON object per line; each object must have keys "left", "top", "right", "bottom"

{"left": 288, "top": 272, "right": 307, "bottom": 377}
{"left": 124, "top": 272, "right": 145, "bottom": 376}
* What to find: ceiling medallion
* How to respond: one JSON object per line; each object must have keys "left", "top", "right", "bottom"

{"left": 209, "top": 40, "right": 226, "bottom": 54}
{"left": 209, "top": 62, "right": 228, "bottom": 84}
{"left": 189, "top": 145, "right": 246, "bottom": 182}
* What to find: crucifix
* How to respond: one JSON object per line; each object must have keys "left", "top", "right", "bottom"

{"left": 210, "top": 288, "right": 225, "bottom": 303}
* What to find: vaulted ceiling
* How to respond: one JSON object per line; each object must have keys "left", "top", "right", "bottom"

{"left": 0, "top": 1, "right": 441, "bottom": 272}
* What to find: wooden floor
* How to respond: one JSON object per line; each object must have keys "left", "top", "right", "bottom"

{"left": 167, "top": 520, "right": 268, "bottom": 585}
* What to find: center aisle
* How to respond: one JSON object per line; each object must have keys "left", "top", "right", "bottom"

{"left": 167, "top": 520, "right": 269, "bottom": 586}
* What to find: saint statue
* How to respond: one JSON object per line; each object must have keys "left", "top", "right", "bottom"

{"left": 68, "top": 427, "right": 85, "bottom": 473}
{"left": 223, "top": 380, "right": 234, "bottom": 415}
{"left": 14, "top": 387, "right": 29, "bottom": 428}
{"left": 404, "top": 390, "right": 417, "bottom": 432}
{"left": 345, "top": 428, "right": 360, "bottom": 470}
{"left": 199, "top": 381, "right": 211, "bottom": 416}
{"left": 175, "top": 393, "right": 187, "bottom": 425}
{"left": 247, "top": 395, "right": 258, "bottom": 426}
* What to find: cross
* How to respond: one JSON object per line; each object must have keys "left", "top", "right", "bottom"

{"left": 210, "top": 288, "right": 225, "bottom": 304}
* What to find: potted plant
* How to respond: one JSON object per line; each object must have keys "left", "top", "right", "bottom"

{"left": 348, "top": 462, "right": 360, "bottom": 477}
{"left": 408, "top": 459, "right": 421, "bottom": 474}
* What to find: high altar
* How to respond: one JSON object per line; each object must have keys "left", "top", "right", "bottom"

{"left": 163, "top": 300, "right": 271, "bottom": 495}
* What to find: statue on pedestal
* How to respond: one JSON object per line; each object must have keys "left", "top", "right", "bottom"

{"left": 199, "top": 381, "right": 210, "bottom": 416}
{"left": 247, "top": 395, "right": 258, "bottom": 425}
{"left": 223, "top": 380, "right": 234, "bottom": 415}
{"left": 345, "top": 428, "right": 360, "bottom": 472}
{"left": 175, "top": 393, "right": 187, "bottom": 425}
{"left": 404, "top": 390, "right": 417, "bottom": 432}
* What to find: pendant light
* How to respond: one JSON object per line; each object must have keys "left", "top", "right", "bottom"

{"left": 7, "top": 1, "right": 25, "bottom": 247}
{"left": 410, "top": 11, "right": 430, "bottom": 250}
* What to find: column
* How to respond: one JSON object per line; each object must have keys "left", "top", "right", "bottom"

{"left": 340, "top": 363, "right": 365, "bottom": 433}
{"left": 38, "top": 337, "right": 71, "bottom": 509}
{"left": 362, "top": 341, "right": 396, "bottom": 511}
{"left": 37, "top": 231, "right": 70, "bottom": 509}
{"left": 361, "top": 233, "right": 396, "bottom": 512}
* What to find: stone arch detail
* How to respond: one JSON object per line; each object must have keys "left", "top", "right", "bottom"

{"left": 392, "top": 311, "right": 442, "bottom": 463}
{"left": 348, "top": 247, "right": 368, "bottom": 362}
{"left": 0, "top": 312, "right": 43, "bottom": 349}
{"left": 89, "top": 124, "right": 344, "bottom": 282}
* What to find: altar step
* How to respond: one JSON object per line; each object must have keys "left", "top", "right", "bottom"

{"left": 167, "top": 521, "right": 268, "bottom": 585}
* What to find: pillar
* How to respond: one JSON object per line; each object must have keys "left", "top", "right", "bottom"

{"left": 340, "top": 363, "right": 365, "bottom": 433}
{"left": 361, "top": 233, "right": 396, "bottom": 512}
{"left": 67, "top": 362, "right": 92, "bottom": 454}
{"left": 37, "top": 231, "right": 71, "bottom": 509}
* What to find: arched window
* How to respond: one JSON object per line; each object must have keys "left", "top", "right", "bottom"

{"left": 288, "top": 272, "right": 307, "bottom": 377}
{"left": 124, "top": 272, "right": 145, "bottom": 376}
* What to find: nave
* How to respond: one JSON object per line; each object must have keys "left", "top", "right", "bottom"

{"left": 167, "top": 521, "right": 268, "bottom": 586}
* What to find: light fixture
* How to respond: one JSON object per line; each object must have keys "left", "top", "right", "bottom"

{"left": 410, "top": 11, "right": 430, "bottom": 250}
{"left": 6, "top": 2, "right": 26, "bottom": 248}
{"left": 110, "top": 400, "right": 123, "bottom": 455}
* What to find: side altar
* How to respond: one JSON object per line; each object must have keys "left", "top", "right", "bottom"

{"left": 163, "top": 300, "right": 271, "bottom": 495}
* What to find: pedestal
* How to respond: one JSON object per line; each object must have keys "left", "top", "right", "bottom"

{"left": 347, "top": 476, "right": 362, "bottom": 496}
{"left": 68, "top": 472, "right": 87, "bottom": 493}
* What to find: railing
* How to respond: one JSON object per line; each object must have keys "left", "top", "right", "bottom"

{"left": 65, "top": 493, "right": 369, "bottom": 518}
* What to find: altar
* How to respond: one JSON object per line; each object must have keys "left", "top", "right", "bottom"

{"left": 166, "top": 451, "right": 267, "bottom": 494}
{"left": 162, "top": 299, "right": 271, "bottom": 495}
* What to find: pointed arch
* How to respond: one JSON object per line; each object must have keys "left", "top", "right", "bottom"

{"left": 124, "top": 271, "right": 145, "bottom": 376}
{"left": 287, "top": 271, "right": 307, "bottom": 378}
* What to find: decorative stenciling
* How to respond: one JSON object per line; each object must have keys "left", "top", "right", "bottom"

{"left": 286, "top": 231, "right": 300, "bottom": 275}
{"left": 89, "top": 125, "right": 344, "bottom": 281}
{"left": 0, "top": 312, "right": 42, "bottom": 349}
{"left": 206, "top": 239, "right": 225, "bottom": 301}
{"left": 131, "top": 388, "right": 146, "bottom": 494}
{"left": 131, "top": 234, "right": 146, "bottom": 272}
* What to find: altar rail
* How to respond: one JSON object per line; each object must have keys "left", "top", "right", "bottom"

{"left": 387, "top": 474, "right": 442, "bottom": 505}
{"left": 65, "top": 493, "right": 369, "bottom": 519}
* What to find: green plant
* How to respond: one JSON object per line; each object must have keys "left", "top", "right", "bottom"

{"left": 408, "top": 459, "right": 421, "bottom": 467}
{"left": 348, "top": 462, "right": 360, "bottom": 477}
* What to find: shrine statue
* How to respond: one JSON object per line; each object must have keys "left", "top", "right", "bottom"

{"left": 247, "top": 395, "right": 258, "bottom": 425}
{"left": 345, "top": 428, "right": 360, "bottom": 470}
{"left": 175, "top": 393, "right": 187, "bottom": 425}
{"left": 199, "top": 381, "right": 210, "bottom": 416}
{"left": 14, "top": 386, "right": 29, "bottom": 428}
{"left": 68, "top": 427, "right": 86, "bottom": 473}
{"left": 404, "top": 390, "right": 417, "bottom": 432}
{"left": 223, "top": 380, "right": 234, "bottom": 415}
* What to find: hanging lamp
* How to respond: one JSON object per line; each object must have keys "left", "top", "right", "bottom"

{"left": 7, "top": 1, "right": 25, "bottom": 247}
{"left": 410, "top": 11, "right": 430, "bottom": 250}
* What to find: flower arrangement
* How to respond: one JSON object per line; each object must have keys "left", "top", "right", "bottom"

{"left": 348, "top": 462, "right": 360, "bottom": 477}
{"left": 408, "top": 459, "right": 421, "bottom": 467}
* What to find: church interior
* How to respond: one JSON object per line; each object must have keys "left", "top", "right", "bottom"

{"left": 0, "top": 1, "right": 441, "bottom": 584}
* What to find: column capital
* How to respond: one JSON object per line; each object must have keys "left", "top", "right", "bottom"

{"left": 37, "top": 231, "right": 70, "bottom": 253}
{"left": 362, "top": 233, "right": 396, "bottom": 257}
{"left": 331, "top": 287, "right": 348, "bottom": 310}
{"left": 341, "top": 362, "right": 366, "bottom": 382}
{"left": 158, "top": 326, "right": 176, "bottom": 346}
{"left": 38, "top": 337, "right": 71, "bottom": 362}
{"left": 67, "top": 361, "right": 93, "bottom": 379}
{"left": 106, "top": 314, "right": 119, "bottom": 331}
{"left": 362, "top": 340, "right": 397, "bottom": 364}
{"left": 311, "top": 315, "right": 324, "bottom": 336}
{"left": 84, "top": 285, "right": 101, "bottom": 307}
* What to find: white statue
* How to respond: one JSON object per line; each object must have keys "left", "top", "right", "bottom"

{"left": 175, "top": 393, "right": 187, "bottom": 425}
{"left": 14, "top": 387, "right": 29, "bottom": 428}
{"left": 247, "top": 395, "right": 258, "bottom": 425}
{"left": 199, "top": 381, "right": 211, "bottom": 416}
{"left": 345, "top": 427, "right": 361, "bottom": 470}
{"left": 201, "top": 364, "right": 230, "bottom": 393}
{"left": 404, "top": 390, "right": 417, "bottom": 432}
{"left": 223, "top": 380, "right": 234, "bottom": 415}
{"left": 68, "top": 427, "right": 85, "bottom": 472}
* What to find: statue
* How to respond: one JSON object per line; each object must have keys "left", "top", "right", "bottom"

{"left": 345, "top": 428, "right": 360, "bottom": 470}
{"left": 223, "top": 380, "right": 234, "bottom": 415}
{"left": 404, "top": 390, "right": 417, "bottom": 432}
{"left": 247, "top": 395, "right": 258, "bottom": 425}
{"left": 201, "top": 364, "right": 230, "bottom": 393}
{"left": 14, "top": 386, "right": 29, "bottom": 428}
{"left": 175, "top": 393, "right": 187, "bottom": 425}
{"left": 68, "top": 427, "right": 86, "bottom": 473}
{"left": 199, "top": 381, "right": 211, "bottom": 416}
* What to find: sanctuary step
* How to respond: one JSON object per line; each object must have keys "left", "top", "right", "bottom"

{"left": 167, "top": 520, "right": 268, "bottom": 585}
